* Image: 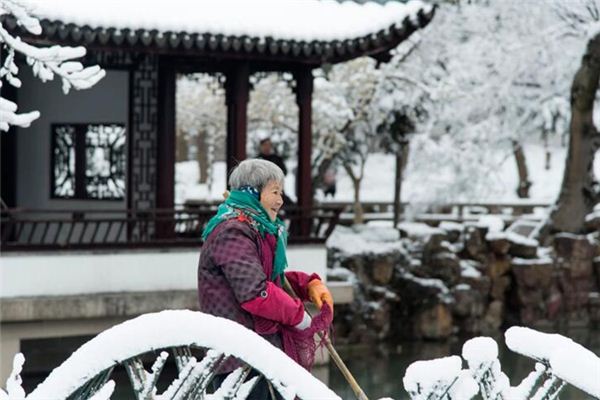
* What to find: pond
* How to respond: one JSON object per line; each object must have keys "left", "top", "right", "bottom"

{"left": 319, "top": 328, "right": 600, "bottom": 399}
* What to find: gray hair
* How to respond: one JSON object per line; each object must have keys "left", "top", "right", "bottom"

{"left": 228, "top": 158, "right": 285, "bottom": 193}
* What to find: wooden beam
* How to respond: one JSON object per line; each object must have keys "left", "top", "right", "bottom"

{"left": 225, "top": 62, "right": 250, "bottom": 179}
{"left": 295, "top": 68, "right": 313, "bottom": 236}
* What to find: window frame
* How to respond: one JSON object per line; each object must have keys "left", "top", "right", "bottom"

{"left": 50, "top": 122, "right": 127, "bottom": 201}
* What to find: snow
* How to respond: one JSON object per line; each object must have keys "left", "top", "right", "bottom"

{"left": 403, "top": 356, "right": 461, "bottom": 392}
{"left": 585, "top": 208, "right": 600, "bottom": 222}
{"left": 485, "top": 231, "right": 539, "bottom": 247}
{"left": 400, "top": 271, "right": 452, "bottom": 303}
{"left": 439, "top": 221, "right": 464, "bottom": 232}
{"left": 26, "top": 310, "right": 340, "bottom": 400}
{"left": 476, "top": 215, "right": 504, "bottom": 232}
{"left": 326, "top": 225, "right": 404, "bottom": 257}
{"left": 3, "top": 353, "right": 26, "bottom": 399}
{"left": 460, "top": 260, "right": 481, "bottom": 278}
{"left": 511, "top": 257, "right": 553, "bottom": 266}
{"left": 403, "top": 356, "right": 478, "bottom": 400}
{"left": 455, "top": 283, "right": 472, "bottom": 291}
{"left": 327, "top": 266, "right": 357, "bottom": 284}
{"left": 462, "top": 336, "right": 498, "bottom": 364}
{"left": 505, "top": 326, "right": 600, "bottom": 398}
{"left": 20, "top": 0, "right": 432, "bottom": 42}
{"left": 396, "top": 222, "right": 444, "bottom": 239}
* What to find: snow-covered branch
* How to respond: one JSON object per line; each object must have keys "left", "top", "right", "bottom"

{"left": 403, "top": 328, "right": 600, "bottom": 400}
{"left": 0, "top": 0, "right": 105, "bottom": 131}
{"left": 552, "top": 0, "right": 600, "bottom": 38}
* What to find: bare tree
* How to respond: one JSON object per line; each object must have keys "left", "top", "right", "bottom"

{"left": 548, "top": 1, "right": 600, "bottom": 233}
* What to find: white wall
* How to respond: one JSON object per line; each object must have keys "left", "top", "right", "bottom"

{"left": 16, "top": 67, "right": 129, "bottom": 211}
{"left": 0, "top": 245, "right": 326, "bottom": 298}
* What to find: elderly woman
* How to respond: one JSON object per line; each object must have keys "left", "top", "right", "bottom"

{"left": 198, "top": 159, "right": 333, "bottom": 397}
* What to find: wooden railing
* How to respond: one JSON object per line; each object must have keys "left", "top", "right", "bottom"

{"left": 324, "top": 200, "right": 551, "bottom": 225}
{"left": 0, "top": 205, "right": 343, "bottom": 252}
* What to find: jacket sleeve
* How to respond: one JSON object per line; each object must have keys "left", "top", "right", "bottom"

{"left": 284, "top": 271, "right": 321, "bottom": 301}
{"left": 241, "top": 282, "right": 305, "bottom": 326}
{"left": 212, "top": 222, "right": 304, "bottom": 326}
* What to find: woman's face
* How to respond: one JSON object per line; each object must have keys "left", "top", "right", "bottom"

{"left": 260, "top": 180, "right": 284, "bottom": 221}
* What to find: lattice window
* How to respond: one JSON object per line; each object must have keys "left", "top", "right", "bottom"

{"left": 52, "top": 125, "right": 76, "bottom": 198}
{"left": 51, "top": 123, "right": 126, "bottom": 200}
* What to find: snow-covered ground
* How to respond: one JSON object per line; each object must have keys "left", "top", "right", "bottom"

{"left": 176, "top": 144, "right": 600, "bottom": 205}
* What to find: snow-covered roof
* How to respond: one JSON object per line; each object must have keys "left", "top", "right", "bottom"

{"left": 7, "top": 0, "right": 435, "bottom": 64}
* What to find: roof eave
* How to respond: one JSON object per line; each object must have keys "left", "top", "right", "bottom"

{"left": 1, "top": 5, "right": 435, "bottom": 66}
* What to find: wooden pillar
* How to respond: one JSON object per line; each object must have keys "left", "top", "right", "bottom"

{"left": 294, "top": 68, "right": 313, "bottom": 237}
{"left": 1, "top": 81, "right": 17, "bottom": 207}
{"left": 156, "top": 59, "right": 176, "bottom": 237}
{"left": 225, "top": 63, "right": 250, "bottom": 179}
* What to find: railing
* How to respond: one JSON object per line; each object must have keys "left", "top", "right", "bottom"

{"left": 0, "top": 205, "right": 343, "bottom": 252}
{"left": 324, "top": 200, "right": 551, "bottom": 225}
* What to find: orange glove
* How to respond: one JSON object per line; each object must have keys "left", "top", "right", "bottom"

{"left": 307, "top": 279, "right": 333, "bottom": 312}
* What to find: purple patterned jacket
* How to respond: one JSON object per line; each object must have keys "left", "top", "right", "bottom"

{"left": 197, "top": 217, "right": 319, "bottom": 371}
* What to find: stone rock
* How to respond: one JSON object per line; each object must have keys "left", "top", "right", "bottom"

{"left": 463, "top": 227, "right": 486, "bottom": 260}
{"left": 371, "top": 257, "right": 395, "bottom": 285}
{"left": 511, "top": 258, "right": 554, "bottom": 288}
{"left": 554, "top": 234, "right": 596, "bottom": 280}
{"left": 545, "top": 288, "right": 563, "bottom": 320}
{"left": 507, "top": 234, "right": 538, "bottom": 258}
{"left": 439, "top": 221, "right": 463, "bottom": 243}
{"left": 490, "top": 275, "right": 511, "bottom": 301}
{"left": 459, "top": 275, "right": 491, "bottom": 298}
{"left": 481, "top": 300, "right": 504, "bottom": 334}
{"left": 488, "top": 236, "right": 511, "bottom": 255}
{"left": 487, "top": 256, "right": 511, "bottom": 280}
{"left": 423, "top": 232, "right": 450, "bottom": 255}
{"left": 413, "top": 303, "right": 453, "bottom": 340}
{"left": 585, "top": 212, "right": 600, "bottom": 233}
{"left": 554, "top": 233, "right": 596, "bottom": 260}
{"left": 451, "top": 286, "right": 485, "bottom": 318}
{"left": 456, "top": 317, "right": 482, "bottom": 335}
{"left": 365, "top": 300, "right": 390, "bottom": 334}
{"left": 589, "top": 292, "right": 600, "bottom": 325}
{"left": 422, "top": 252, "right": 461, "bottom": 285}
{"left": 369, "top": 286, "right": 399, "bottom": 302}
{"left": 558, "top": 278, "right": 593, "bottom": 312}
{"left": 594, "top": 257, "right": 600, "bottom": 289}
{"left": 590, "top": 233, "right": 600, "bottom": 257}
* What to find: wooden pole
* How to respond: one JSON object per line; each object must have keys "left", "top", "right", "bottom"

{"left": 283, "top": 278, "right": 369, "bottom": 400}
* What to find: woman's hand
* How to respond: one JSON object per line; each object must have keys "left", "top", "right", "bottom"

{"left": 307, "top": 279, "right": 334, "bottom": 313}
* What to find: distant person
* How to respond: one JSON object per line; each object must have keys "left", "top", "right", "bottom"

{"left": 322, "top": 168, "right": 337, "bottom": 198}
{"left": 257, "top": 138, "right": 294, "bottom": 206}
{"left": 257, "top": 138, "right": 287, "bottom": 176}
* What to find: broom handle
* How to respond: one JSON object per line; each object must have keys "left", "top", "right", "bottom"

{"left": 283, "top": 278, "right": 370, "bottom": 400}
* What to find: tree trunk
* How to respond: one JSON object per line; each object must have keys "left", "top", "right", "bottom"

{"left": 352, "top": 178, "right": 363, "bottom": 224}
{"left": 393, "top": 142, "right": 409, "bottom": 228}
{"left": 176, "top": 129, "right": 188, "bottom": 162}
{"left": 549, "top": 33, "right": 600, "bottom": 233}
{"left": 196, "top": 130, "right": 209, "bottom": 184}
{"left": 343, "top": 163, "right": 364, "bottom": 224}
{"left": 512, "top": 140, "right": 531, "bottom": 198}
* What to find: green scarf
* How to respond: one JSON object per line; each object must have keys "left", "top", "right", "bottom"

{"left": 202, "top": 190, "right": 288, "bottom": 281}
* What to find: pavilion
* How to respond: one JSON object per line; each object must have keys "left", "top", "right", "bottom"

{"left": 1, "top": 0, "right": 434, "bottom": 242}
